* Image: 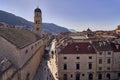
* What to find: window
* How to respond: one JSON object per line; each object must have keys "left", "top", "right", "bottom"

{"left": 99, "top": 67, "right": 102, "bottom": 70}
{"left": 63, "top": 74, "right": 67, "bottom": 80}
{"left": 36, "top": 21, "right": 37, "bottom": 24}
{"left": 64, "top": 57, "right": 67, "bottom": 60}
{"left": 25, "top": 49, "right": 28, "bottom": 54}
{"left": 36, "top": 28, "right": 39, "bottom": 31}
{"left": 88, "top": 63, "right": 92, "bottom": 69}
{"left": 99, "top": 52, "right": 102, "bottom": 55}
{"left": 98, "top": 74, "right": 102, "bottom": 80}
{"left": 76, "top": 56, "right": 80, "bottom": 59}
{"left": 107, "top": 67, "right": 110, "bottom": 70}
{"left": 108, "top": 52, "right": 111, "bottom": 55}
{"left": 82, "top": 74, "right": 85, "bottom": 76}
{"left": 36, "top": 20, "right": 40, "bottom": 24}
{"left": 99, "top": 59, "right": 102, "bottom": 64}
{"left": 107, "top": 59, "right": 111, "bottom": 64}
{"left": 106, "top": 73, "right": 110, "bottom": 79}
{"left": 76, "top": 63, "right": 80, "bottom": 70}
{"left": 89, "top": 56, "right": 92, "bottom": 59}
{"left": 76, "top": 73, "right": 80, "bottom": 80}
{"left": 71, "top": 74, "right": 73, "bottom": 78}
{"left": 88, "top": 73, "right": 93, "bottom": 80}
{"left": 7, "top": 78, "right": 11, "bottom": 80}
{"left": 26, "top": 73, "right": 30, "bottom": 80}
{"left": 35, "top": 44, "right": 37, "bottom": 46}
{"left": 118, "top": 73, "right": 120, "bottom": 78}
{"left": 63, "top": 64, "right": 67, "bottom": 70}
{"left": 36, "top": 13, "right": 39, "bottom": 16}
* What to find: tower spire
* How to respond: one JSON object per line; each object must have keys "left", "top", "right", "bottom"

{"left": 37, "top": 6, "right": 39, "bottom": 8}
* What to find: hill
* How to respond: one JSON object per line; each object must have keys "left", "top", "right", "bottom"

{"left": 0, "top": 10, "right": 70, "bottom": 34}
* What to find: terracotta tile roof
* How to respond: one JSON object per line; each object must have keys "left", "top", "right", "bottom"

{"left": 60, "top": 42, "right": 96, "bottom": 54}
{"left": 0, "top": 27, "right": 41, "bottom": 48}
{"left": 111, "top": 43, "right": 120, "bottom": 52}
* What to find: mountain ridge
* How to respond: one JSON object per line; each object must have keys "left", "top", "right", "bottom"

{"left": 0, "top": 10, "right": 70, "bottom": 34}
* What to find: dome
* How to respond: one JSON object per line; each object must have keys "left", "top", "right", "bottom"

{"left": 35, "top": 7, "right": 41, "bottom": 13}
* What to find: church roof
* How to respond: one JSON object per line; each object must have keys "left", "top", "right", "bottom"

{"left": 87, "top": 28, "right": 92, "bottom": 32}
{"left": 0, "top": 27, "right": 41, "bottom": 49}
{"left": 35, "top": 7, "right": 41, "bottom": 13}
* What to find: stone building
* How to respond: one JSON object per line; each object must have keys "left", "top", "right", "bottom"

{"left": 92, "top": 41, "right": 113, "bottom": 80}
{"left": 111, "top": 43, "right": 120, "bottom": 80}
{"left": 57, "top": 41, "right": 120, "bottom": 80}
{"left": 57, "top": 42, "right": 96, "bottom": 80}
{"left": 0, "top": 7, "right": 48, "bottom": 80}
{"left": 0, "top": 57, "right": 18, "bottom": 80}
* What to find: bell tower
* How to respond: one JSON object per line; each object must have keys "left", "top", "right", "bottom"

{"left": 34, "top": 7, "right": 42, "bottom": 37}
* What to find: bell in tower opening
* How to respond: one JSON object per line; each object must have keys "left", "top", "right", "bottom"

{"left": 34, "top": 7, "right": 42, "bottom": 37}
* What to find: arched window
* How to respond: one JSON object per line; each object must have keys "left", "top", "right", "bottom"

{"left": 76, "top": 73, "right": 80, "bottom": 80}
{"left": 106, "top": 73, "right": 110, "bottom": 79}
{"left": 89, "top": 73, "right": 93, "bottom": 80}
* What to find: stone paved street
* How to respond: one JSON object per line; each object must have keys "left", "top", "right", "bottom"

{"left": 33, "top": 39, "right": 58, "bottom": 80}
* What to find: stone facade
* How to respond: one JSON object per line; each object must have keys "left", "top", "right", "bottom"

{"left": 0, "top": 7, "right": 48, "bottom": 80}
{"left": 0, "top": 58, "right": 18, "bottom": 80}
{"left": 57, "top": 41, "right": 120, "bottom": 80}
{"left": 58, "top": 54, "right": 96, "bottom": 80}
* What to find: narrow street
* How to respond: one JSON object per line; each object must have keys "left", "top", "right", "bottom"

{"left": 33, "top": 39, "right": 58, "bottom": 80}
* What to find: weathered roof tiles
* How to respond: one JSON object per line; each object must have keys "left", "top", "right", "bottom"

{"left": 0, "top": 27, "right": 41, "bottom": 48}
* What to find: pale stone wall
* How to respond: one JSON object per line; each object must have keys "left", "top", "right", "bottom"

{"left": 113, "top": 52, "right": 120, "bottom": 79}
{"left": 19, "top": 40, "right": 43, "bottom": 68}
{"left": 2, "top": 66, "right": 18, "bottom": 80}
{"left": 96, "top": 51, "right": 118, "bottom": 80}
{"left": 113, "top": 52, "right": 120, "bottom": 71}
{"left": 58, "top": 52, "right": 120, "bottom": 80}
{"left": 20, "top": 43, "right": 45, "bottom": 80}
{"left": 96, "top": 51, "right": 113, "bottom": 71}
{"left": 58, "top": 54, "right": 96, "bottom": 80}
{"left": 0, "top": 36, "right": 20, "bottom": 66}
{"left": 0, "top": 36, "right": 46, "bottom": 80}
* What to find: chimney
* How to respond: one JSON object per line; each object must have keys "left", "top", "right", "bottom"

{"left": 88, "top": 45, "right": 92, "bottom": 51}
{"left": 99, "top": 42, "right": 102, "bottom": 46}
{"left": 115, "top": 45, "right": 119, "bottom": 49}
{"left": 103, "top": 41, "right": 106, "bottom": 45}
{"left": 75, "top": 45, "right": 80, "bottom": 51}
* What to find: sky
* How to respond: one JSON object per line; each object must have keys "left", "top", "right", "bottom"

{"left": 0, "top": 0, "right": 120, "bottom": 31}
